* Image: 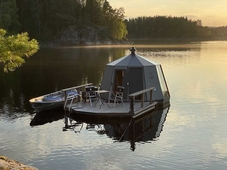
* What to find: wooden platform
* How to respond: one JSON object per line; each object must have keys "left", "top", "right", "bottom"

{"left": 65, "top": 101, "right": 157, "bottom": 118}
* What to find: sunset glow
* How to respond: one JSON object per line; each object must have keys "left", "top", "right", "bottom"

{"left": 109, "top": 0, "right": 227, "bottom": 27}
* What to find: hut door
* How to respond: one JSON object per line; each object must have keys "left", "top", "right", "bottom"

{"left": 114, "top": 70, "right": 124, "bottom": 91}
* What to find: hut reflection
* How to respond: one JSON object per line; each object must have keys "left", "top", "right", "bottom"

{"left": 104, "top": 107, "right": 169, "bottom": 151}
{"left": 65, "top": 107, "right": 169, "bottom": 151}
{"left": 30, "top": 107, "right": 169, "bottom": 151}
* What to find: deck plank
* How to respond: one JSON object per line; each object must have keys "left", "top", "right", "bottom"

{"left": 65, "top": 100, "right": 157, "bottom": 117}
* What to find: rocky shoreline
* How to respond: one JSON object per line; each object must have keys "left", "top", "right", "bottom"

{"left": 39, "top": 25, "right": 132, "bottom": 48}
{"left": 0, "top": 156, "right": 38, "bottom": 170}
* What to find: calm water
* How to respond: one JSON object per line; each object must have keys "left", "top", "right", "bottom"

{"left": 1, "top": 42, "right": 227, "bottom": 169}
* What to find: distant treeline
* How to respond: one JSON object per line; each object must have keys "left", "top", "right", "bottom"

{"left": 0, "top": 0, "right": 227, "bottom": 42}
{"left": 126, "top": 16, "right": 227, "bottom": 40}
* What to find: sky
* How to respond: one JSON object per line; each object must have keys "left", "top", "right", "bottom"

{"left": 109, "top": 0, "right": 227, "bottom": 27}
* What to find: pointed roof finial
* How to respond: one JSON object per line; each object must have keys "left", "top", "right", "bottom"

{"left": 130, "top": 47, "right": 136, "bottom": 55}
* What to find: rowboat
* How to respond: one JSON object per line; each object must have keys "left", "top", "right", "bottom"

{"left": 29, "top": 83, "right": 92, "bottom": 112}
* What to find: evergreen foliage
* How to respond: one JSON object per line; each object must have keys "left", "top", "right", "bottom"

{"left": 125, "top": 16, "right": 227, "bottom": 40}
{"left": 0, "top": 0, "right": 20, "bottom": 34}
{"left": 15, "top": 0, "right": 127, "bottom": 41}
{"left": 0, "top": 29, "right": 39, "bottom": 72}
{"left": 126, "top": 16, "right": 211, "bottom": 39}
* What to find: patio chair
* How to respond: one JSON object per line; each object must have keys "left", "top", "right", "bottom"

{"left": 114, "top": 86, "right": 125, "bottom": 107}
{"left": 85, "top": 86, "right": 98, "bottom": 106}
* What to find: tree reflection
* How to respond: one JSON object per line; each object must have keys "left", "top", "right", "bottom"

{"left": 0, "top": 47, "right": 126, "bottom": 119}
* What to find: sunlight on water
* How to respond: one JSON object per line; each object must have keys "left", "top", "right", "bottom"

{"left": 133, "top": 42, "right": 227, "bottom": 169}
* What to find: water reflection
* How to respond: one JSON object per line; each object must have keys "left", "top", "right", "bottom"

{"left": 63, "top": 107, "right": 169, "bottom": 151}
{"left": 0, "top": 48, "right": 127, "bottom": 118}
{"left": 30, "top": 109, "right": 64, "bottom": 126}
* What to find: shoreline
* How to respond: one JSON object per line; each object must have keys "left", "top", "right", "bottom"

{"left": 39, "top": 37, "right": 227, "bottom": 48}
{"left": 0, "top": 156, "right": 38, "bottom": 170}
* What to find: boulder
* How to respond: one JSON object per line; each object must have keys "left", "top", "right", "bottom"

{"left": 0, "top": 156, "right": 38, "bottom": 170}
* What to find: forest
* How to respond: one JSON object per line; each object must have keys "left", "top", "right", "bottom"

{"left": 126, "top": 16, "right": 227, "bottom": 40}
{"left": 1, "top": 0, "right": 227, "bottom": 45}
{"left": 1, "top": 0, "right": 127, "bottom": 44}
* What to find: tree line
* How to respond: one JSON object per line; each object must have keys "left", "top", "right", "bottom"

{"left": 1, "top": 0, "right": 227, "bottom": 42}
{"left": 125, "top": 16, "right": 227, "bottom": 40}
{"left": 0, "top": 0, "right": 127, "bottom": 41}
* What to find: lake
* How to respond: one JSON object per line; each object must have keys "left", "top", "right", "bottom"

{"left": 1, "top": 42, "right": 227, "bottom": 170}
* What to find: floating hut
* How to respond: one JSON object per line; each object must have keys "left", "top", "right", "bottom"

{"left": 100, "top": 47, "right": 170, "bottom": 108}
{"left": 65, "top": 47, "right": 170, "bottom": 118}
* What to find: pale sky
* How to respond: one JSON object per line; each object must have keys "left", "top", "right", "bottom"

{"left": 109, "top": 0, "right": 227, "bottom": 27}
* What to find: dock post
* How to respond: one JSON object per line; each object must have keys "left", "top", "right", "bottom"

{"left": 150, "top": 89, "right": 153, "bottom": 104}
{"left": 130, "top": 96, "right": 135, "bottom": 114}
{"left": 141, "top": 93, "right": 144, "bottom": 107}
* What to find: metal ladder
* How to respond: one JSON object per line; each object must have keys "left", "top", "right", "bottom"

{"left": 64, "top": 91, "right": 81, "bottom": 112}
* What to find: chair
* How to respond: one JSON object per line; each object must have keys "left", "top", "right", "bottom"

{"left": 85, "top": 86, "right": 98, "bottom": 106}
{"left": 114, "top": 86, "right": 125, "bottom": 107}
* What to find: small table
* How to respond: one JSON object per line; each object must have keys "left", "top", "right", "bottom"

{"left": 94, "top": 90, "right": 110, "bottom": 108}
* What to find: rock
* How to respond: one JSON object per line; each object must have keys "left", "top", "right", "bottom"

{"left": 0, "top": 156, "right": 38, "bottom": 170}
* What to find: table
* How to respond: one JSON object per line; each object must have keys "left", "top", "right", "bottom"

{"left": 94, "top": 90, "right": 110, "bottom": 108}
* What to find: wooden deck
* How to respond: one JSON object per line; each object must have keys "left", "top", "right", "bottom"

{"left": 64, "top": 87, "right": 158, "bottom": 119}
{"left": 65, "top": 101, "right": 157, "bottom": 118}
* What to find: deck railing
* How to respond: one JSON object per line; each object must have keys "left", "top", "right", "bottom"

{"left": 128, "top": 87, "right": 155, "bottom": 114}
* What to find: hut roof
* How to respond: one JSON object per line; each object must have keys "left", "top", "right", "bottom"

{"left": 108, "top": 49, "right": 159, "bottom": 67}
